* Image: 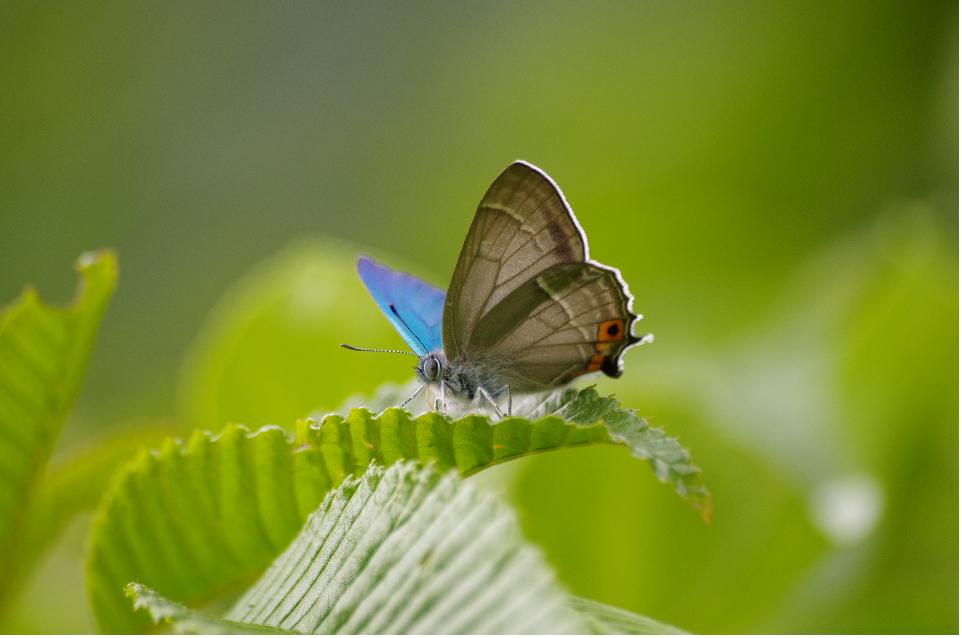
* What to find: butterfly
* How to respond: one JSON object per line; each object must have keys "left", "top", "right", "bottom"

{"left": 345, "top": 160, "right": 649, "bottom": 417}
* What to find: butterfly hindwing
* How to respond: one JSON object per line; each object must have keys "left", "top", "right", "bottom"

{"left": 443, "top": 161, "right": 642, "bottom": 391}
{"left": 443, "top": 161, "right": 589, "bottom": 359}
{"left": 357, "top": 257, "right": 444, "bottom": 356}
{"left": 469, "top": 261, "right": 640, "bottom": 391}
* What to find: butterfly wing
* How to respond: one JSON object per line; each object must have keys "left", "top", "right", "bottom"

{"left": 357, "top": 257, "right": 444, "bottom": 356}
{"left": 443, "top": 161, "right": 642, "bottom": 391}
{"left": 468, "top": 261, "right": 642, "bottom": 391}
{"left": 443, "top": 161, "right": 589, "bottom": 358}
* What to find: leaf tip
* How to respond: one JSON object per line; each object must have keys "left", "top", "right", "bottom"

{"left": 76, "top": 248, "right": 117, "bottom": 271}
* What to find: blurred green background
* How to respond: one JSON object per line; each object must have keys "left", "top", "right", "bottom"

{"left": 0, "top": 0, "right": 957, "bottom": 633}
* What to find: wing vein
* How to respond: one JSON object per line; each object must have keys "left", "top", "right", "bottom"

{"left": 495, "top": 201, "right": 577, "bottom": 270}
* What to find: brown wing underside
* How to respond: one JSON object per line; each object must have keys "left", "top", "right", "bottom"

{"left": 443, "top": 162, "right": 587, "bottom": 359}
{"left": 442, "top": 161, "right": 643, "bottom": 391}
{"left": 471, "top": 262, "right": 641, "bottom": 392}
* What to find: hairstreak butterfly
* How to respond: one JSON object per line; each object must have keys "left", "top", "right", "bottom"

{"left": 343, "top": 161, "right": 650, "bottom": 416}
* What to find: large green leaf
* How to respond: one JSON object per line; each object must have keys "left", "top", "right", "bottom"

{"left": 0, "top": 250, "right": 117, "bottom": 606}
{"left": 87, "top": 387, "right": 708, "bottom": 632}
{"left": 130, "top": 462, "right": 586, "bottom": 633}
{"left": 128, "top": 464, "right": 680, "bottom": 634}
{"left": 228, "top": 461, "right": 585, "bottom": 632}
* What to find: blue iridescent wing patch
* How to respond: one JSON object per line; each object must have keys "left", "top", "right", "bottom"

{"left": 357, "top": 256, "right": 445, "bottom": 356}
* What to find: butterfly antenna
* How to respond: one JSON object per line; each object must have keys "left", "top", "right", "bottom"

{"left": 388, "top": 304, "right": 430, "bottom": 353}
{"left": 340, "top": 344, "right": 418, "bottom": 356}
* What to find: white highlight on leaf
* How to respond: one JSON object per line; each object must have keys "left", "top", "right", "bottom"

{"left": 810, "top": 474, "right": 884, "bottom": 545}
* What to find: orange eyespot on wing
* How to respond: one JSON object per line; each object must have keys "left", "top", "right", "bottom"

{"left": 581, "top": 319, "right": 630, "bottom": 373}
{"left": 598, "top": 319, "right": 624, "bottom": 342}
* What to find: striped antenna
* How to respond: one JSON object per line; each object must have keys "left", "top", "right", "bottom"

{"left": 340, "top": 344, "right": 418, "bottom": 357}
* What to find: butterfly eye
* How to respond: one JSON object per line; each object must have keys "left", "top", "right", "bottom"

{"left": 422, "top": 355, "right": 441, "bottom": 381}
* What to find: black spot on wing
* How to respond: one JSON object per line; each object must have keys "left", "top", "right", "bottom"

{"left": 601, "top": 356, "right": 623, "bottom": 377}
{"left": 553, "top": 243, "right": 576, "bottom": 261}
{"left": 547, "top": 220, "right": 577, "bottom": 261}
{"left": 547, "top": 218, "right": 567, "bottom": 243}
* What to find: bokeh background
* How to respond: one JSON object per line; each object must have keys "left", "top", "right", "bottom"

{"left": 0, "top": 0, "right": 957, "bottom": 633}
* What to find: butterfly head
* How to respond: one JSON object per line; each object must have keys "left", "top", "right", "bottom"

{"left": 415, "top": 352, "right": 445, "bottom": 384}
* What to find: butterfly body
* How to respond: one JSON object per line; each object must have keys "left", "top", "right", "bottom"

{"left": 415, "top": 350, "right": 506, "bottom": 405}
{"left": 353, "top": 161, "right": 649, "bottom": 415}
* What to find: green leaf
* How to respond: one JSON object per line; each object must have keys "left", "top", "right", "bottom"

{"left": 553, "top": 387, "right": 712, "bottom": 520}
{"left": 230, "top": 461, "right": 586, "bottom": 632}
{"left": 125, "top": 583, "right": 279, "bottom": 634}
{"left": 87, "top": 387, "right": 707, "bottom": 632}
{"left": 0, "top": 250, "right": 117, "bottom": 606}
{"left": 135, "top": 462, "right": 587, "bottom": 634}
{"left": 128, "top": 464, "right": 679, "bottom": 634}
{"left": 342, "top": 382, "right": 712, "bottom": 518}
{"left": 571, "top": 597, "right": 686, "bottom": 634}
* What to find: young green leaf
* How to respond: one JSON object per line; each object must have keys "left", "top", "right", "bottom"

{"left": 231, "top": 461, "right": 586, "bottom": 632}
{"left": 341, "top": 382, "right": 711, "bottom": 518}
{"left": 0, "top": 250, "right": 117, "bottom": 606}
{"left": 87, "top": 387, "right": 708, "bottom": 632}
{"left": 128, "top": 463, "right": 681, "bottom": 635}
{"left": 551, "top": 387, "right": 711, "bottom": 519}
{"left": 134, "top": 462, "right": 587, "bottom": 634}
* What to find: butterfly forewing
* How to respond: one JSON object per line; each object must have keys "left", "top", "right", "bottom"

{"left": 443, "top": 162, "right": 588, "bottom": 358}
{"left": 443, "top": 161, "right": 642, "bottom": 390}
{"left": 358, "top": 257, "right": 445, "bottom": 356}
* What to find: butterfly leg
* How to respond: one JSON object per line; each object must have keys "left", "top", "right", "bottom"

{"left": 399, "top": 384, "right": 424, "bottom": 410}
{"left": 433, "top": 383, "right": 443, "bottom": 413}
{"left": 436, "top": 381, "right": 451, "bottom": 415}
{"left": 497, "top": 385, "right": 512, "bottom": 417}
{"left": 477, "top": 386, "right": 506, "bottom": 419}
